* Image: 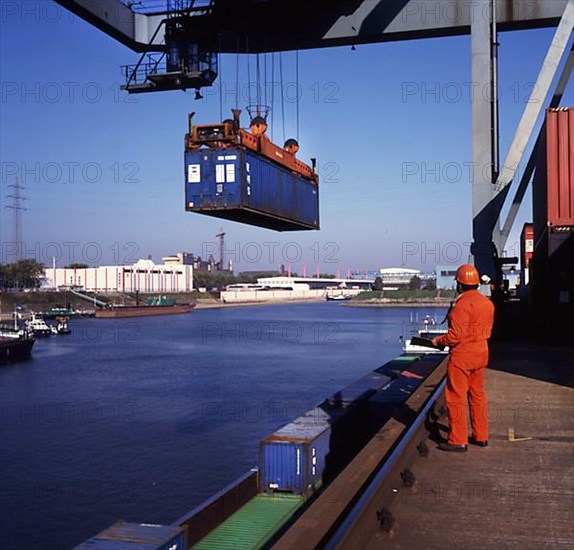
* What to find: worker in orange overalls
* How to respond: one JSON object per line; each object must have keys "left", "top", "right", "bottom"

{"left": 432, "top": 264, "right": 495, "bottom": 452}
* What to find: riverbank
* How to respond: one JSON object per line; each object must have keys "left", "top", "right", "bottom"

{"left": 195, "top": 297, "right": 325, "bottom": 309}
{"left": 0, "top": 290, "right": 453, "bottom": 314}
{"left": 0, "top": 291, "right": 327, "bottom": 314}
{"left": 0, "top": 290, "right": 214, "bottom": 314}
{"left": 345, "top": 299, "right": 452, "bottom": 308}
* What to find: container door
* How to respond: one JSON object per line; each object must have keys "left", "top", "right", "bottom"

{"left": 185, "top": 149, "right": 241, "bottom": 210}
{"left": 185, "top": 151, "right": 213, "bottom": 209}
{"left": 213, "top": 151, "right": 241, "bottom": 208}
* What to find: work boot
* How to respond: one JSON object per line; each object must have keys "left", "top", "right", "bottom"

{"left": 438, "top": 442, "right": 468, "bottom": 453}
{"left": 470, "top": 437, "right": 488, "bottom": 447}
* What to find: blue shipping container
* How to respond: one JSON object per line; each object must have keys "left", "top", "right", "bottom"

{"left": 185, "top": 147, "right": 319, "bottom": 231}
{"left": 260, "top": 406, "right": 340, "bottom": 494}
{"left": 325, "top": 371, "right": 393, "bottom": 407}
{"left": 74, "top": 522, "right": 187, "bottom": 550}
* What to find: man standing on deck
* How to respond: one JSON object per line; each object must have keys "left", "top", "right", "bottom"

{"left": 432, "top": 264, "right": 495, "bottom": 452}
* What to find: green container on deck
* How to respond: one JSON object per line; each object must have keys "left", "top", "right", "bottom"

{"left": 192, "top": 493, "right": 303, "bottom": 549}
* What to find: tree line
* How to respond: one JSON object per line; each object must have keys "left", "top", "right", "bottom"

{"left": 0, "top": 259, "right": 45, "bottom": 289}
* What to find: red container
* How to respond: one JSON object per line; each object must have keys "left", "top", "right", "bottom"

{"left": 520, "top": 222, "right": 534, "bottom": 290}
{"left": 521, "top": 223, "right": 534, "bottom": 271}
{"left": 546, "top": 108, "right": 574, "bottom": 228}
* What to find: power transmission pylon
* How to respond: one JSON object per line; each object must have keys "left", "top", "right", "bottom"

{"left": 5, "top": 178, "right": 28, "bottom": 260}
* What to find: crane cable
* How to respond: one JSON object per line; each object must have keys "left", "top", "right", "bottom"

{"left": 256, "top": 53, "right": 261, "bottom": 109}
{"left": 270, "top": 52, "right": 275, "bottom": 141}
{"left": 235, "top": 37, "right": 240, "bottom": 110}
{"left": 218, "top": 53, "right": 223, "bottom": 121}
{"left": 296, "top": 50, "right": 300, "bottom": 142}
{"left": 279, "top": 52, "right": 285, "bottom": 143}
{"left": 264, "top": 53, "right": 268, "bottom": 108}
{"left": 246, "top": 37, "right": 251, "bottom": 109}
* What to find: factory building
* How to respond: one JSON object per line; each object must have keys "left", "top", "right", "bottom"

{"left": 44, "top": 259, "right": 193, "bottom": 293}
{"left": 255, "top": 276, "right": 374, "bottom": 290}
{"left": 378, "top": 268, "right": 421, "bottom": 287}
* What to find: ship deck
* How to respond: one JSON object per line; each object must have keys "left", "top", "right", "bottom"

{"left": 336, "top": 335, "right": 574, "bottom": 548}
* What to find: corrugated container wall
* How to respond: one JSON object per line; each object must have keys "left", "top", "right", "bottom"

{"left": 74, "top": 522, "right": 187, "bottom": 549}
{"left": 260, "top": 416, "right": 332, "bottom": 494}
{"left": 185, "top": 148, "right": 319, "bottom": 231}
{"left": 531, "top": 108, "right": 574, "bottom": 332}
{"left": 546, "top": 108, "right": 574, "bottom": 227}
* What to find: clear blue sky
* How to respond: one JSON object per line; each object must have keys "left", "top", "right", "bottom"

{"left": 0, "top": 2, "right": 571, "bottom": 274}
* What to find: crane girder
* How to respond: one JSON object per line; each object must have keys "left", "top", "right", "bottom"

{"left": 54, "top": 0, "right": 569, "bottom": 53}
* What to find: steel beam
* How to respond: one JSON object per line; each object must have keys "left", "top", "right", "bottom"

{"left": 493, "top": 1, "right": 573, "bottom": 201}
{"left": 54, "top": 0, "right": 569, "bottom": 53}
{"left": 54, "top": 0, "right": 164, "bottom": 52}
{"left": 470, "top": 0, "right": 500, "bottom": 280}
{"left": 499, "top": 47, "right": 574, "bottom": 250}
{"left": 491, "top": 2, "right": 574, "bottom": 249}
{"left": 472, "top": 0, "right": 573, "bottom": 277}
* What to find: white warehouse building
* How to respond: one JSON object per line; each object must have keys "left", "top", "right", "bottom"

{"left": 378, "top": 267, "right": 421, "bottom": 286}
{"left": 44, "top": 259, "right": 193, "bottom": 293}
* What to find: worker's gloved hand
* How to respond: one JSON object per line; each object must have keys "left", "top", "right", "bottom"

{"left": 432, "top": 337, "right": 445, "bottom": 351}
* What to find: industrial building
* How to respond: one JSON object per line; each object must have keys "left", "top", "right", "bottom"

{"left": 256, "top": 277, "right": 373, "bottom": 291}
{"left": 44, "top": 259, "right": 193, "bottom": 293}
{"left": 377, "top": 268, "right": 421, "bottom": 288}
{"left": 220, "top": 276, "right": 374, "bottom": 303}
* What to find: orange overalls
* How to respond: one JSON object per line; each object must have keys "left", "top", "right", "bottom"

{"left": 434, "top": 290, "right": 495, "bottom": 445}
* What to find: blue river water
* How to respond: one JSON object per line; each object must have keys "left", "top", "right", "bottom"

{"left": 0, "top": 302, "right": 446, "bottom": 549}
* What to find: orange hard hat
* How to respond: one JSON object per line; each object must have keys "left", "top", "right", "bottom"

{"left": 455, "top": 264, "right": 480, "bottom": 285}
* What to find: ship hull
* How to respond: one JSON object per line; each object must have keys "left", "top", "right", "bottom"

{"left": 0, "top": 337, "right": 35, "bottom": 363}
{"left": 95, "top": 304, "right": 194, "bottom": 318}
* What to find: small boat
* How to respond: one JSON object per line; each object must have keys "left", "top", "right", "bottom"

{"left": 25, "top": 314, "right": 53, "bottom": 337}
{"left": 53, "top": 316, "right": 71, "bottom": 335}
{"left": 0, "top": 328, "right": 36, "bottom": 363}
{"left": 402, "top": 315, "right": 449, "bottom": 354}
{"left": 326, "top": 294, "right": 353, "bottom": 301}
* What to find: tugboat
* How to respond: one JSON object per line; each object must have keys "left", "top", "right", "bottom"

{"left": 25, "top": 314, "right": 53, "bottom": 337}
{"left": 52, "top": 316, "right": 71, "bottom": 335}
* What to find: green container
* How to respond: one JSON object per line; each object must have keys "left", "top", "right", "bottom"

{"left": 192, "top": 493, "right": 303, "bottom": 549}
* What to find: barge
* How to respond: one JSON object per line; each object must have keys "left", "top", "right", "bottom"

{"left": 95, "top": 304, "right": 194, "bottom": 318}
{"left": 74, "top": 352, "right": 446, "bottom": 548}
